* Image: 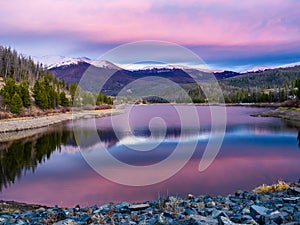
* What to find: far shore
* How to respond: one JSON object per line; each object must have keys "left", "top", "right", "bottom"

{"left": 0, "top": 102, "right": 291, "bottom": 143}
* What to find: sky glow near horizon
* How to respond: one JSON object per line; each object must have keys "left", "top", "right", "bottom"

{"left": 1, "top": 0, "right": 300, "bottom": 71}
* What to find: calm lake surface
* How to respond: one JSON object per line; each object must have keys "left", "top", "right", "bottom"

{"left": 1, "top": 105, "right": 300, "bottom": 207}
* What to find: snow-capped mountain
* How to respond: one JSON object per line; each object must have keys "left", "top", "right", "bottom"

{"left": 33, "top": 56, "right": 83, "bottom": 69}
{"left": 33, "top": 56, "right": 120, "bottom": 70}
{"left": 241, "top": 61, "right": 300, "bottom": 73}
{"left": 125, "top": 63, "right": 225, "bottom": 73}
{"left": 241, "top": 66, "right": 271, "bottom": 74}
{"left": 124, "top": 64, "right": 197, "bottom": 71}
{"left": 86, "top": 59, "right": 120, "bottom": 70}
{"left": 278, "top": 61, "right": 300, "bottom": 69}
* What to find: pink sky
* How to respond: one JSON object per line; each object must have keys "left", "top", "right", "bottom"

{"left": 1, "top": 0, "right": 300, "bottom": 70}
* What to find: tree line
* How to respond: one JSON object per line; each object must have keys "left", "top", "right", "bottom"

{"left": 183, "top": 69, "right": 300, "bottom": 104}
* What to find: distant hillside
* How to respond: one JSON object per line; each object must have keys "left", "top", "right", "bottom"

{"left": 48, "top": 58, "right": 300, "bottom": 103}
{"left": 222, "top": 66, "right": 300, "bottom": 89}
{"left": 51, "top": 65, "right": 199, "bottom": 95}
{"left": 49, "top": 61, "right": 242, "bottom": 96}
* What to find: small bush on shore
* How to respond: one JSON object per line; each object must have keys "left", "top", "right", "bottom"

{"left": 0, "top": 111, "right": 12, "bottom": 119}
{"left": 95, "top": 104, "right": 112, "bottom": 110}
{"left": 280, "top": 99, "right": 300, "bottom": 108}
{"left": 255, "top": 181, "right": 290, "bottom": 194}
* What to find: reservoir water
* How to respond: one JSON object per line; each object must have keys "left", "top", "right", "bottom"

{"left": 0, "top": 105, "right": 300, "bottom": 207}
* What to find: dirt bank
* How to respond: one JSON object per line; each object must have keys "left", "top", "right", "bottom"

{"left": 0, "top": 109, "right": 124, "bottom": 142}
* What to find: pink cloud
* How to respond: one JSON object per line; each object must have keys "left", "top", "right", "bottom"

{"left": 1, "top": 0, "right": 300, "bottom": 48}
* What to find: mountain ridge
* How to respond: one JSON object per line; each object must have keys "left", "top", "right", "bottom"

{"left": 33, "top": 56, "right": 120, "bottom": 70}
{"left": 34, "top": 55, "right": 300, "bottom": 73}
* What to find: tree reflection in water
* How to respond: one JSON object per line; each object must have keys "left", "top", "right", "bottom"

{"left": 0, "top": 127, "right": 75, "bottom": 192}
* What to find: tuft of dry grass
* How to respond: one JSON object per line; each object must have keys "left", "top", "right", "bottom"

{"left": 255, "top": 181, "right": 290, "bottom": 194}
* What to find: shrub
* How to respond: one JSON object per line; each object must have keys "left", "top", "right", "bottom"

{"left": 255, "top": 181, "right": 290, "bottom": 194}
{"left": 280, "top": 99, "right": 300, "bottom": 108}
{"left": 0, "top": 112, "right": 11, "bottom": 119}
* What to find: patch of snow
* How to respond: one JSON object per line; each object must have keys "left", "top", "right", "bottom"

{"left": 33, "top": 56, "right": 121, "bottom": 70}
{"left": 241, "top": 66, "right": 271, "bottom": 74}
{"left": 122, "top": 63, "right": 212, "bottom": 72}
{"left": 33, "top": 56, "right": 84, "bottom": 69}
{"left": 241, "top": 62, "right": 300, "bottom": 74}
{"left": 89, "top": 59, "right": 121, "bottom": 70}
{"left": 278, "top": 61, "right": 300, "bottom": 68}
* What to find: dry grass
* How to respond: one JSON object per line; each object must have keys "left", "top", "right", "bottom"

{"left": 255, "top": 181, "right": 290, "bottom": 194}
{"left": 279, "top": 107, "right": 300, "bottom": 111}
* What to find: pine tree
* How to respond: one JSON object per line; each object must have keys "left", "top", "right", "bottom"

{"left": 70, "top": 83, "right": 78, "bottom": 103}
{"left": 19, "top": 81, "right": 31, "bottom": 107}
{"left": 33, "top": 80, "right": 49, "bottom": 109}
{"left": 60, "top": 91, "right": 69, "bottom": 107}
{"left": 1, "top": 77, "right": 17, "bottom": 106}
{"left": 10, "top": 92, "right": 23, "bottom": 114}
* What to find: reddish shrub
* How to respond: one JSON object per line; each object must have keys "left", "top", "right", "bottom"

{"left": 0, "top": 111, "right": 11, "bottom": 119}
{"left": 280, "top": 99, "right": 300, "bottom": 108}
{"left": 95, "top": 104, "right": 112, "bottom": 110}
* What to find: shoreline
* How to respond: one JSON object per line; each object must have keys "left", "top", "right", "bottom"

{"left": 1, "top": 180, "right": 299, "bottom": 224}
{"left": 0, "top": 103, "right": 277, "bottom": 133}
{"left": 0, "top": 109, "right": 124, "bottom": 142}
{"left": 251, "top": 108, "right": 300, "bottom": 127}
{"left": 0, "top": 103, "right": 285, "bottom": 142}
{"left": 121, "top": 102, "right": 280, "bottom": 108}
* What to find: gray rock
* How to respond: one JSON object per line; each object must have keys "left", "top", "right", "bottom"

{"left": 184, "top": 207, "right": 197, "bottom": 215}
{"left": 287, "top": 187, "right": 300, "bottom": 195}
{"left": 210, "top": 209, "right": 228, "bottom": 219}
{"left": 93, "top": 208, "right": 101, "bottom": 214}
{"left": 188, "top": 215, "right": 218, "bottom": 225}
{"left": 242, "top": 207, "right": 250, "bottom": 215}
{"left": 129, "top": 204, "right": 150, "bottom": 211}
{"left": 239, "top": 215, "right": 259, "bottom": 225}
{"left": 53, "top": 219, "right": 77, "bottom": 225}
{"left": 163, "top": 212, "right": 175, "bottom": 219}
{"left": 78, "top": 214, "right": 91, "bottom": 223}
{"left": 250, "top": 205, "right": 272, "bottom": 224}
{"left": 249, "top": 194, "right": 258, "bottom": 201}
{"left": 55, "top": 210, "right": 67, "bottom": 221}
{"left": 218, "top": 216, "right": 242, "bottom": 225}
{"left": 283, "top": 197, "right": 300, "bottom": 204}
{"left": 235, "top": 190, "right": 244, "bottom": 197}
{"left": 281, "top": 206, "right": 294, "bottom": 213}
{"left": 99, "top": 203, "right": 113, "bottom": 213}
{"left": 250, "top": 205, "right": 270, "bottom": 217}
{"left": 268, "top": 210, "right": 289, "bottom": 224}
{"left": 0, "top": 217, "right": 8, "bottom": 224}
{"left": 116, "top": 202, "right": 130, "bottom": 213}
{"left": 116, "top": 202, "right": 130, "bottom": 209}
{"left": 293, "top": 212, "right": 300, "bottom": 223}
{"left": 205, "top": 201, "right": 216, "bottom": 208}
{"left": 230, "top": 214, "right": 250, "bottom": 224}
{"left": 16, "top": 219, "right": 27, "bottom": 225}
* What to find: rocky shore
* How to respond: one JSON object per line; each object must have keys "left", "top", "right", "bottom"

{"left": 0, "top": 109, "right": 124, "bottom": 142}
{"left": 1, "top": 181, "right": 299, "bottom": 225}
